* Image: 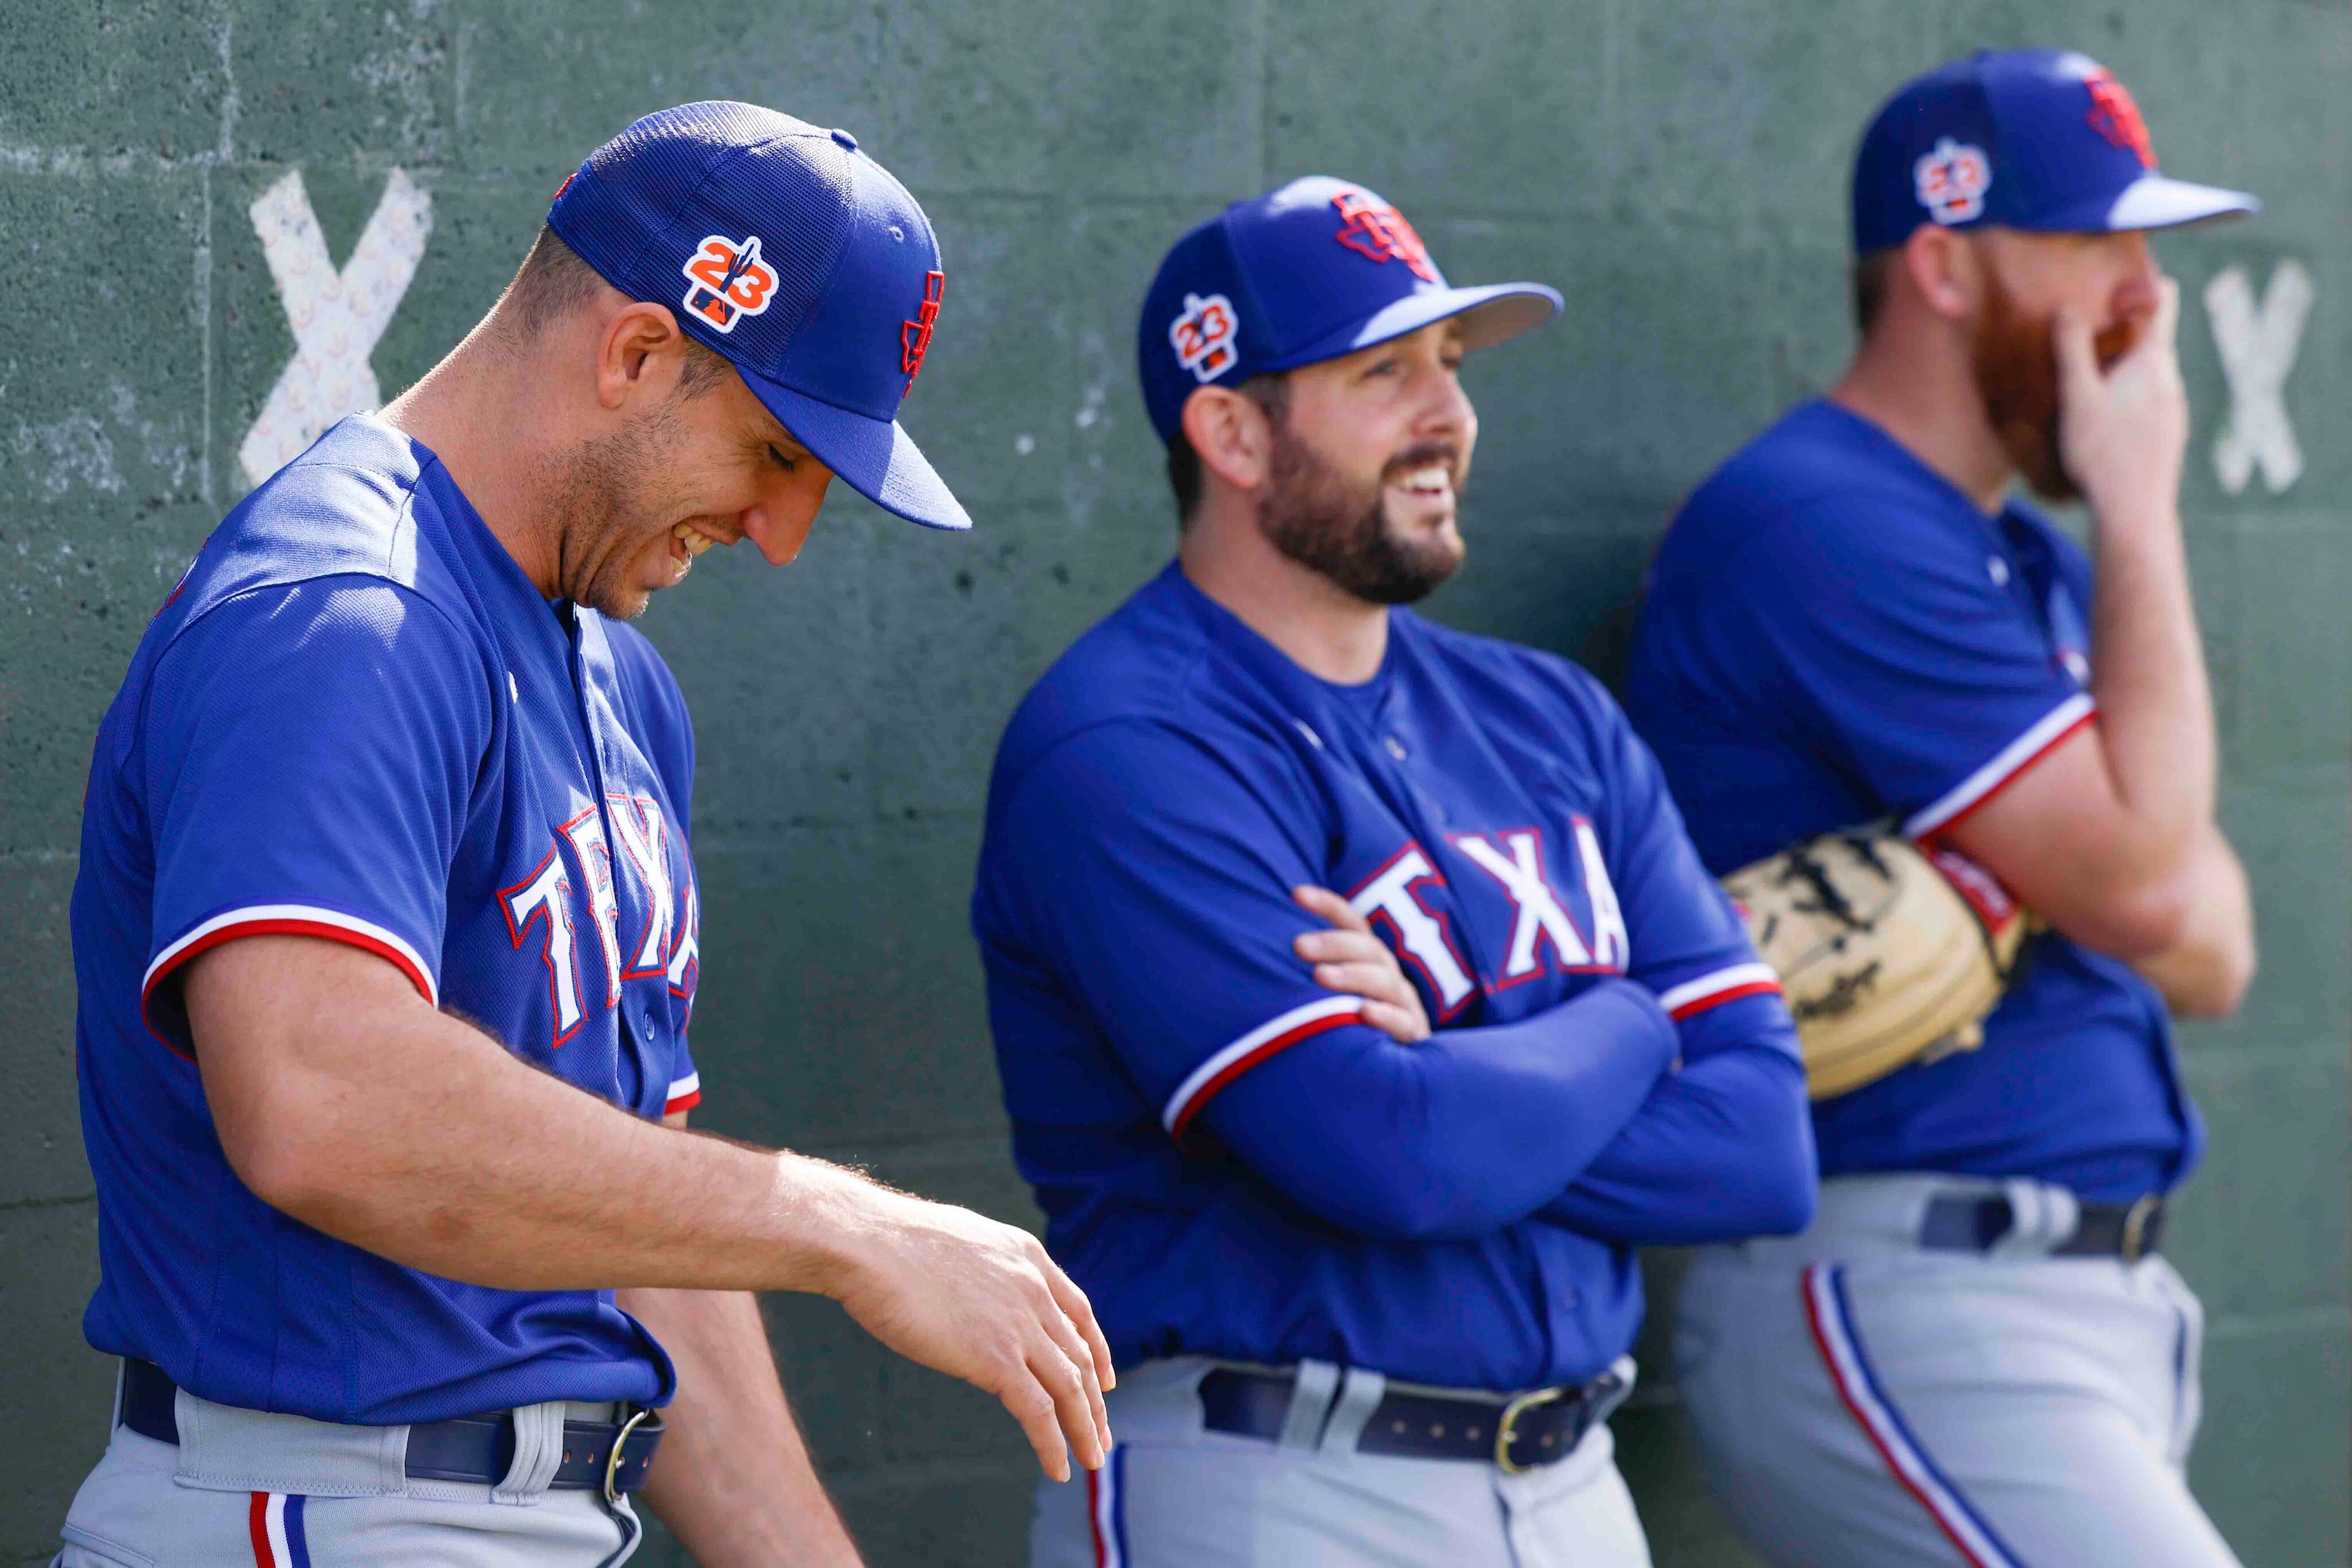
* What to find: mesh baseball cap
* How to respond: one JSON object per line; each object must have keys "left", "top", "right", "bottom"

{"left": 1853, "top": 50, "right": 2258, "bottom": 255}
{"left": 1137, "top": 177, "right": 1562, "bottom": 444}
{"left": 548, "top": 101, "right": 969, "bottom": 532}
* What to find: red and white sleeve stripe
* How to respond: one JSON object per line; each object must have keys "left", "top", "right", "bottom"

{"left": 664, "top": 1071, "right": 702, "bottom": 1115}
{"left": 1902, "top": 692, "right": 2095, "bottom": 841}
{"left": 143, "top": 904, "right": 437, "bottom": 1055}
{"left": 1161, "top": 995, "right": 1366, "bottom": 1140}
{"left": 1657, "top": 962, "right": 1783, "bottom": 1022}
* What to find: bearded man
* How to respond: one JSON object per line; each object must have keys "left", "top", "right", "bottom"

{"left": 1623, "top": 52, "right": 2259, "bottom": 1568}
{"left": 972, "top": 177, "right": 1817, "bottom": 1567}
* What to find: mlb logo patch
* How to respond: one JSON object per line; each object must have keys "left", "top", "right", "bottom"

{"left": 1914, "top": 138, "right": 1992, "bottom": 225}
{"left": 1171, "top": 291, "right": 1241, "bottom": 383}
{"left": 1331, "top": 189, "right": 1436, "bottom": 282}
{"left": 680, "top": 233, "right": 778, "bottom": 333}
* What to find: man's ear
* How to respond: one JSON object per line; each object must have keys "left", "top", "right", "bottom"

{"left": 594, "top": 301, "right": 690, "bottom": 412}
{"left": 1181, "top": 385, "right": 1277, "bottom": 496}
{"left": 1902, "top": 225, "right": 1979, "bottom": 325}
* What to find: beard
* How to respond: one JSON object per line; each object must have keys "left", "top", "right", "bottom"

{"left": 1256, "top": 422, "right": 1466, "bottom": 606}
{"left": 1970, "top": 270, "right": 2143, "bottom": 503}
{"left": 537, "top": 397, "right": 693, "bottom": 620}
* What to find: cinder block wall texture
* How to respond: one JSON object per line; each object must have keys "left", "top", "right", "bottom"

{"left": 4, "top": 3, "right": 2346, "bottom": 1564}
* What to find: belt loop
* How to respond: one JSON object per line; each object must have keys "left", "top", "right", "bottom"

{"left": 1990, "top": 1178, "right": 2079, "bottom": 1258}
{"left": 1318, "top": 1366, "right": 1387, "bottom": 1455}
{"left": 493, "top": 1401, "right": 566, "bottom": 1504}
{"left": 1276, "top": 1360, "right": 1341, "bottom": 1450}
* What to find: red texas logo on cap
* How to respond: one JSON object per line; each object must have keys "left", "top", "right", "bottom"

{"left": 1332, "top": 189, "right": 1437, "bottom": 283}
{"left": 1914, "top": 137, "right": 1993, "bottom": 225}
{"left": 2083, "top": 67, "right": 2157, "bottom": 169}
{"left": 901, "top": 270, "right": 944, "bottom": 397}
{"left": 1170, "top": 292, "right": 1240, "bottom": 384}
{"left": 680, "top": 234, "right": 779, "bottom": 334}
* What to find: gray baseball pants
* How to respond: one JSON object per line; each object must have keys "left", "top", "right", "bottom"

{"left": 1674, "top": 1173, "right": 2239, "bottom": 1568}
{"left": 53, "top": 1373, "right": 640, "bottom": 1567}
{"left": 1031, "top": 1356, "right": 1652, "bottom": 1567}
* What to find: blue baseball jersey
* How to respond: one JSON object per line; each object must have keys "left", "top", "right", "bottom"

{"left": 974, "top": 564, "right": 1812, "bottom": 1392}
{"left": 1624, "top": 399, "right": 2200, "bottom": 1204}
{"left": 71, "top": 416, "right": 706, "bottom": 1425}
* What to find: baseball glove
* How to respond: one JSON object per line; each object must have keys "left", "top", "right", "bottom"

{"left": 1723, "top": 830, "right": 2028, "bottom": 1100}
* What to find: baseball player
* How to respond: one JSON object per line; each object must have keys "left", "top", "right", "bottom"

{"left": 1623, "top": 52, "right": 2259, "bottom": 1567}
{"left": 972, "top": 178, "right": 1818, "bottom": 1566}
{"left": 58, "top": 104, "right": 1112, "bottom": 1568}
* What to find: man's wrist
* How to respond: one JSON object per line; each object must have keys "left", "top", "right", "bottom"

{"left": 762, "top": 1151, "right": 891, "bottom": 1299}
{"left": 2084, "top": 486, "right": 2183, "bottom": 545}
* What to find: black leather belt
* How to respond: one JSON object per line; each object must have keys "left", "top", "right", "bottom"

{"left": 119, "top": 1359, "right": 663, "bottom": 1497}
{"left": 1920, "top": 1192, "right": 2166, "bottom": 1262}
{"left": 1199, "top": 1362, "right": 1627, "bottom": 1474}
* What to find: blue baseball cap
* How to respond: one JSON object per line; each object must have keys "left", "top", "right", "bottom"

{"left": 1853, "top": 50, "right": 2258, "bottom": 255}
{"left": 548, "top": 101, "right": 969, "bottom": 532}
{"left": 1137, "top": 177, "right": 1562, "bottom": 444}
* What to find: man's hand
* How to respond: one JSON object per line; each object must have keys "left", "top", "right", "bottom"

{"left": 2055, "top": 276, "right": 2187, "bottom": 525}
{"left": 1292, "top": 885, "right": 1430, "bottom": 1044}
{"left": 821, "top": 1179, "right": 1114, "bottom": 1483}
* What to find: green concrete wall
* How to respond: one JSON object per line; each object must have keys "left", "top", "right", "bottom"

{"left": 3, "top": 3, "right": 2345, "bottom": 1563}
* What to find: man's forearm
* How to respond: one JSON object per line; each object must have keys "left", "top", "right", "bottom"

{"left": 2087, "top": 501, "right": 2217, "bottom": 851}
{"left": 1208, "top": 976, "right": 1679, "bottom": 1240}
{"left": 622, "top": 1282, "right": 862, "bottom": 1568}
{"left": 194, "top": 941, "right": 879, "bottom": 1293}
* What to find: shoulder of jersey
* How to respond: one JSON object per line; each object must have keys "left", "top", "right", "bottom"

{"left": 988, "top": 571, "right": 1247, "bottom": 804}
{"left": 1658, "top": 404, "right": 1952, "bottom": 595}
{"left": 164, "top": 417, "right": 469, "bottom": 638}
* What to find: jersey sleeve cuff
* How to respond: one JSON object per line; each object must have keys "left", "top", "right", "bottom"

{"left": 1901, "top": 692, "right": 2096, "bottom": 840}
{"left": 1656, "top": 962, "right": 1783, "bottom": 1022}
{"left": 1161, "top": 995, "right": 1366, "bottom": 1139}
{"left": 664, "top": 1071, "right": 702, "bottom": 1115}
{"left": 142, "top": 903, "right": 438, "bottom": 1059}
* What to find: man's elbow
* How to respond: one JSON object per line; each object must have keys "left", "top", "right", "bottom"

{"left": 2166, "top": 931, "right": 2258, "bottom": 1019}
{"left": 221, "top": 1115, "right": 352, "bottom": 1227}
{"left": 1759, "top": 1103, "right": 1818, "bottom": 1234}
{"left": 1755, "top": 1157, "right": 1818, "bottom": 1235}
{"left": 1738, "top": 1060, "right": 1818, "bottom": 1236}
{"left": 210, "top": 1066, "right": 376, "bottom": 1232}
{"left": 2212, "top": 934, "right": 2258, "bottom": 1016}
{"left": 2062, "top": 873, "right": 2193, "bottom": 959}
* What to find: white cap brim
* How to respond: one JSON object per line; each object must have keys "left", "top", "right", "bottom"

{"left": 2105, "top": 174, "right": 2260, "bottom": 231}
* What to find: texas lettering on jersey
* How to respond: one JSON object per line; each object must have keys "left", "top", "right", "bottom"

{"left": 1348, "top": 820, "right": 1630, "bottom": 1021}
{"left": 501, "top": 792, "right": 700, "bottom": 1050}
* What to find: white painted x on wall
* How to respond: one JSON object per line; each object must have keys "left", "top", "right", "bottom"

{"left": 2204, "top": 260, "right": 2314, "bottom": 496}
{"left": 238, "top": 169, "right": 434, "bottom": 488}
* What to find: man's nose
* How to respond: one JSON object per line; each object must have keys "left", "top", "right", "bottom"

{"left": 1418, "top": 370, "right": 1477, "bottom": 438}
{"left": 739, "top": 508, "right": 800, "bottom": 566}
